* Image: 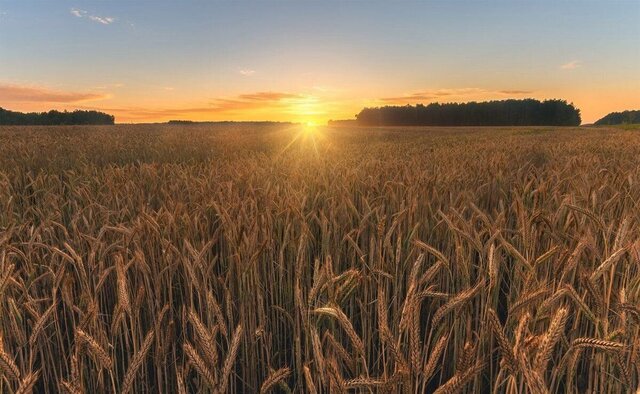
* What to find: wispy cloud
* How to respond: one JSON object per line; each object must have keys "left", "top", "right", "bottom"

{"left": 70, "top": 8, "right": 85, "bottom": 18}
{"left": 94, "top": 82, "right": 125, "bottom": 90}
{"left": 89, "top": 15, "right": 115, "bottom": 25}
{"left": 381, "top": 88, "right": 533, "bottom": 104}
{"left": 560, "top": 60, "right": 581, "bottom": 70}
{"left": 498, "top": 90, "right": 533, "bottom": 95}
{"left": 381, "top": 88, "right": 487, "bottom": 103}
{"left": 84, "top": 91, "right": 308, "bottom": 120}
{"left": 0, "top": 83, "right": 109, "bottom": 103}
{"left": 239, "top": 69, "right": 256, "bottom": 76}
{"left": 71, "top": 8, "right": 115, "bottom": 25}
{"left": 237, "top": 92, "right": 301, "bottom": 101}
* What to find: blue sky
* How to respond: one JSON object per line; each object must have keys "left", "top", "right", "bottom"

{"left": 0, "top": 0, "right": 638, "bottom": 123}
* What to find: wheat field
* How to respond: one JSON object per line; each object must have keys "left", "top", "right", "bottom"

{"left": 0, "top": 124, "right": 638, "bottom": 393}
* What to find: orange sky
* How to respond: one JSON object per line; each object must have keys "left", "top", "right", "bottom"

{"left": 3, "top": 84, "right": 638, "bottom": 125}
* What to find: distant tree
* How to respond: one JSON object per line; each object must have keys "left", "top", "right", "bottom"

{"left": 355, "top": 99, "right": 581, "bottom": 126}
{"left": 594, "top": 110, "right": 640, "bottom": 125}
{"left": 327, "top": 119, "right": 357, "bottom": 127}
{"left": 0, "top": 108, "right": 115, "bottom": 125}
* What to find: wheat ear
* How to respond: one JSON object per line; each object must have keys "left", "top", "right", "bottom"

{"left": 183, "top": 342, "right": 216, "bottom": 389}
{"left": 75, "top": 329, "right": 111, "bottom": 369}
{"left": 120, "top": 329, "right": 154, "bottom": 394}
{"left": 433, "top": 362, "right": 486, "bottom": 394}
{"left": 533, "top": 307, "right": 568, "bottom": 373}
{"left": 260, "top": 367, "right": 291, "bottom": 394}
{"left": 218, "top": 324, "right": 242, "bottom": 394}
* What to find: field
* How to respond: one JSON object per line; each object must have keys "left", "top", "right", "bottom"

{"left": 0, "top": 124, "right": 639, "bottom": 393}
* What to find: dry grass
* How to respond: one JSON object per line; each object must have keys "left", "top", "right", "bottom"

{"left": 0, "top": 124, "right": 639, "bottom": 392}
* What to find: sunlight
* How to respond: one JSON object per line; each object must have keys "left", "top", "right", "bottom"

{"left": 302, "top": 120, "right": 321, "bottom": 133}
{"left": 284, "top": 95, "right": 330, "bottom": 125}
{"left": 277, "top": 121, "right": 326, "bottom": 158}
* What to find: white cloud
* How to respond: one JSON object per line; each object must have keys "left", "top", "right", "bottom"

{"left": 561, "top": 60, "right": 581, "bottom": 70}
{"left": 71, "top": 8, "right": 115, "bottom": 25}
{"left": 239, "top": 69, "right": 256, "bottom": 76}
{"left": 70, "top": 8, "right": 86, "bottom": 18}
{"left": 89, "top": 15, "right": 115, "bottom": 25}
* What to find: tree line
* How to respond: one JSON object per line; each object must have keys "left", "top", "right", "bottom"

{"left": 594, "top": 110, "right": 640, "bottom": 125}
{"left": 355, "top": 99, "right": 581, "bottom": 126}
{"left": 0, "top": 107, "right": 115, "bottom": 125}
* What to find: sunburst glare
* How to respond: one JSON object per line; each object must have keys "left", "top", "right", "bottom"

{"left": 278, "top": 122, "right": 326, "bottom": 158}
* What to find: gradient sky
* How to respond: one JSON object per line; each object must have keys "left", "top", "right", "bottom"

{"left": 0, "top": 1, "right": 638, "bottom": 124}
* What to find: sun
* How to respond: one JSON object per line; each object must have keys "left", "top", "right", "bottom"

{"left": 276, "top": 119, "right": 327, "bottom": 158}
{"left": 300, "top": 120, "right": 321, "bottom": 134}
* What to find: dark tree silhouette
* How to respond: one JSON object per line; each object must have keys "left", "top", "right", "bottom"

{"left": 594, "top": 110, "right": 640, "bottom": 125}
{"left": 355, "top": 99, "right": 581, "bottom": 126}
{"left": 0, "top": 108, "right": 115, "bottom": 125}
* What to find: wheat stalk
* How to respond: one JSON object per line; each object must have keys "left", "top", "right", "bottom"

{"left": 487, "top": 308, "right": 518, "bottom": 374}
{"left": 75, "top": 329, "right": 111, "bottom": 369}
{"left": 120, "top": 329, "right": 154, "bottom": 394}
{"left": 59, "top": 380, "right": 82, "bottom": 394}
{"left": 183, "top": 342, "right": 217, "bottom": 389}
{"left": 260, "top": 367, "right": 291, "bottom": 394}
{"left": 433, "top": 362, "right": 486, "bottom": 394}
{"left": 29, "top": 300, "right": 57, "bottom": 346}
{"left": 188, "top": 309, "right": 219, "bottom": 370}
{"left": 218, "top": 324, "right": 242, "bottom": 394}
{"left": 15, "top": 371, "right": 40, "bottom": 394}
{"left": 431, "top": 280, "right": 484, "bottom": 328}
{"left": 0, "top": 349, "right": 20, "bottom": 381}
{"left": 534, "top": 307, "right": 568, "bottom": 374}
{"left": 424, "top": 334, "right": 449, "bottom": 380}
{"left": 303, "top": 365, "right": 317, "bottom": 394}
{"left": 571, "top": 338, "right": 625, "bottom": 352}
{"left": 312, "top": 306, "right": 364, "bottom": 355}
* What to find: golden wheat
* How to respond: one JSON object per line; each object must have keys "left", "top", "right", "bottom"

{"left": 0, "top": 124, "right": 638, "bottom": 392}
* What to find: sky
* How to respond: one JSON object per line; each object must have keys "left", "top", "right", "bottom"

{"left": 0, "top": 0, "right": 638, "bottom": 124}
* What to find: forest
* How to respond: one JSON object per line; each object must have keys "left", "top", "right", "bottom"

{"left": 355, "top": 99, "right": 581, "bottom": 126}
{"left": 0, "top": 107, "right": 115, "bottom": 125}
{"left": 594, "top": 110, "right": 640, "bottom": 125}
